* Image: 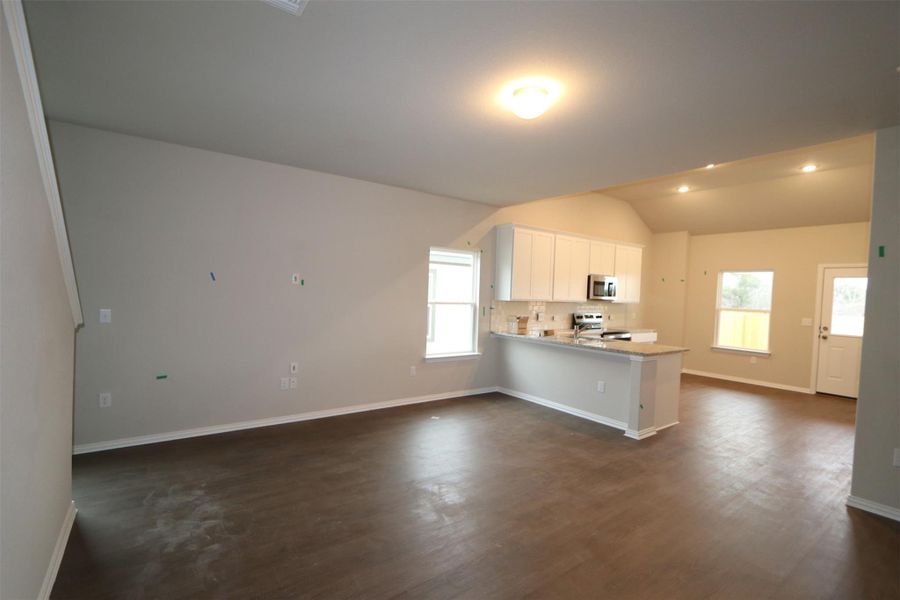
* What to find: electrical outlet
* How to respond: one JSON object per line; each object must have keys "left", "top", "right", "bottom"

{"left": 800, "top": 317, "right": 813, "bottom": 327}
{"left": 750, "top": 356, "right": 758, "bottom": 364}
{"left": 290, "top": 362, "right": 299, "bottom": 374}
{"left": 290, "top": 377, "right": 298, "bottom": 389}
{"left": 596, "top": 381, "right": 606, "bottom": 393}
{"left": 894, "top": 448, "right": 900, "bottom": 467}
{"left": 98, "top": 392, "right": 112, "bottom": 408}
{"left": 410, "top": 366, "right": 417, "bottom": 376}
{"left": 99, "top": 308, "right": 112, "bottom": 324}
{"left": 280, "top": 377, "right": 290, "bottom": 390}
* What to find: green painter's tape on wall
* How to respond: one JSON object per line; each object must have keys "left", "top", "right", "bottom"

{"left": 156, "top": 373, "right": 168, "bottom": 380}
{"left": 878, "top": 245, "right": 885, "bottom": 258}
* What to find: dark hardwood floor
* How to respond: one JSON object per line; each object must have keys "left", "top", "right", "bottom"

{"left": 52, "top": 375, "right": 899, "bottom": 599}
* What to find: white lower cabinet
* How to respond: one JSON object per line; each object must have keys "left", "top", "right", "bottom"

{"left": 630, "top": 331, "right": 658, "bottom": 343}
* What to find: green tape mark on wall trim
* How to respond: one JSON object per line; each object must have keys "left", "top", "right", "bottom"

{"left": 156, "top": 373, "right": 168, "bottom": 380}
{"left": 878, "top": 245, "right": 885, "bottom": 258}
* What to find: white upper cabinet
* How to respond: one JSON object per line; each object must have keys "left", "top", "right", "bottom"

{"left": 495, "top": 224, "right": 641, "bottom": 303}
{"left": 552, "top": 235, "right": 590, "bottom": 301}
{"left": 589, "top": 241, "right": 616, "bottom": 276}
{"left": 495, "top": 225, "right": 555, "bottom": 301}
{"left": 614, "top": 245, "right": 643, "bottom": 304}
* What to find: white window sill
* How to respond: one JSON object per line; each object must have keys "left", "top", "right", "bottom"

{"left": 425, "top": 352, "right": 483, "bottom": 363}
{"left": 710, "top": 345, "right": 771, "bottom": 357}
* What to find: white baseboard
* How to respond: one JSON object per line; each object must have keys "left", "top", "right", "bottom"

{"left": 624, "top": 427, "right": 657, "bottom": 440}
{"left": 655, "top": 420, "right": 679, "bottom": 431}
{"left": 681, "top": 369, "right": 813, "bottom": 394}
{"left": 38, "top": 500, "right": 76, "bottom": 600}
{"left": 847, "top": 495, "right": 900, "bottom": 523}
{"left": 73, "top": 387, "right": 497, "bottom": 454}
{"left": 496, "top": 386, "right": 628, "bottom": 432}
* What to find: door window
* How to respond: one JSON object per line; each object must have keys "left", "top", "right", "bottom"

{"left": 829, "top": 277, "right": 867, "bottom": 337}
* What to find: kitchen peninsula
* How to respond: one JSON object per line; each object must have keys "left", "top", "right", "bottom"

{"left": 493, "top": 332, "right": 688, "bottom": 440}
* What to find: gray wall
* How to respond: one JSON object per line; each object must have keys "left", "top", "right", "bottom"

{"left": 50, "top": 122, "right": 653, "bottom": 448}
{"left": 0, "top": 12, "right": 76, "bottom": 600}
{"left": 851, "top": 126, "right": 900, "bottom": 511}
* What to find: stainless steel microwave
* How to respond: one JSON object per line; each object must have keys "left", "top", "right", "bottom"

{"left": 588, "top": 274, "right": 617, "bottom": 301}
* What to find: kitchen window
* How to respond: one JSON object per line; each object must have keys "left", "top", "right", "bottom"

{"left": 426, "top": 248, "right": 479, "bottom": 358}
{"left": 714, "top": 271, "right": 774, "bottom": 353}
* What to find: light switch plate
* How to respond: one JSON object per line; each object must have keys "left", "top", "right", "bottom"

{"left": 597, "top": 381, "right": 605, "bottom": 393}
{"left": 280, "top": 377, "right": 290, "bottom": 390}
{"left": 99, "top": 392, "right": 111, "bottom": 408}
{"left": 291, "top": 273, "right": 301, "bottom": 285}
{"left": 801, "top": 317, "right": 813, "bottom": 326}
{"left": 290, "top": 377, "right": 298, "bottom": 389}
{"left": 99, "top": 308, "right": 112, "bottom": 323}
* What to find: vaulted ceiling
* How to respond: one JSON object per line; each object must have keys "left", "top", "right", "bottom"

{"left": 25, "top": 1, "right": 899, "bottom": 206}
{"left": 601, "top": 135, "right": 874, "bottom": 235}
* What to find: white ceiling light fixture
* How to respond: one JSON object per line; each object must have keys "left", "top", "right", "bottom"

{"left": 801, "top": 163, "right": 818, "bottom": 173}
{"left": 261, "top": 0, "right": 308, "bottom": 16}
{"left": 498, "top": 78, "right": 562, "bottom": 120}
{"left": 705, "top": 163, "right": 716, "bottom": 169}
{"left": 677, "top": 185, "right": 690, "bottom": 193}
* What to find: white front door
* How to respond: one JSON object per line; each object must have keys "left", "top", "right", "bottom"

{"left": 815, "top": 267, "right": 867, "bottom": 398}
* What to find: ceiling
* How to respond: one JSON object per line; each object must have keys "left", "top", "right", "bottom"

{"left": 24, "top": 1, "right": 899, "bottom": 206}
{"left": 602, "top": 134, "right": 874, "bottom": 234}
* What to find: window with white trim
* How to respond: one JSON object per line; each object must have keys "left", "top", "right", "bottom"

{"left": 426, "top": 248, "right": 479, "bottom": 357}
{"left": 715, "top": 271, "right": 774, "bottom": 353}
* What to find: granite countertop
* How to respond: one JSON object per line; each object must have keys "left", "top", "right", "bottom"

{"left": 491, "top": 331, "right": 689, "bottom": 357}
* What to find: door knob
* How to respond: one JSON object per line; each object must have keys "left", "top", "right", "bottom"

{"left": 820, "top": 334, "right": 828, "bottom": 340}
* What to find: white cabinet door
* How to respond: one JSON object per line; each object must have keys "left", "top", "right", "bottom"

{"left": 552, "top": 235, "right": 573, "bottom": 301}
{"left": 589, "top": 241, "right": 616, "bottom": 275}
{"left": 569, "top": 237, "right": 590, "bottom": 301}
{"left": 530, "top": 231, "right": 555, "bottom": 300}
{"left": 614, "top": 245, "right": 642, "bottom": 303}
{"left": 552, "top": 235, "right": 589, "bottom": 301}
{"left": 510, "top": 228, "right": 533, "bottom": 300}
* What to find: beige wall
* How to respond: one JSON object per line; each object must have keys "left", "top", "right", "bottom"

{"left": 643, "top": 231, "right": 689, "bottom": 346}
{"left": 0, "top": 13, "right": 76, "bottom": 600}
{"left": 850, "top": 126, "right": 899, "bottom": 513}
{"left": 50, "top": 122, "right": 653, "bottom": 448}
{"left": 681, "top": 223, "right": 869, "bottom": 390}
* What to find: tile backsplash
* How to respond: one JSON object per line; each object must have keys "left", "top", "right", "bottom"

{"left": 491, "top": 300, "right": 631, "bottom": 336}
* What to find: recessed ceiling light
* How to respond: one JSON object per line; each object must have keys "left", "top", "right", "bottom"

{"left": 801, "top": 164, "right": 817, "bottom": 173}
{"left": 498, "top": 78, "right": 562, "bottom": 120}
{"left": 705, "top": 163, "right": 716, "bottom": 169}
{"left": 677, "top": 185, "right": 690, "bottom": 193}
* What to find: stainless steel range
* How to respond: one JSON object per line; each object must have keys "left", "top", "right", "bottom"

{"left": 573, "top": 311, "right": 632, "bottom": 340}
